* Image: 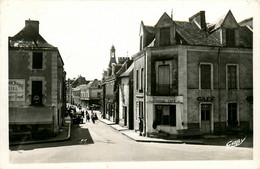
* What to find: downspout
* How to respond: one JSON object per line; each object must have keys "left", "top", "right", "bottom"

{"left": 144, "top": 49, "right": 147, "bottom": 136}
{"left": 217, "top": 46, "right": 221, "bottom": 133}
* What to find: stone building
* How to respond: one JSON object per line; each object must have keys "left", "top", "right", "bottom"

{"left": 133, "top": 10, "right": 253, "bottom": 137}
{"left": 9, "top": 20, "right": 66, "bottom": 137}
{"left": 80, "top": 79, "right": 102, "bottom": 108}
{"left": 118, "top": 62, "right": 134, "bottom": 129}
{"left": 102, "top": 45, "right": 131, "bottom": 123}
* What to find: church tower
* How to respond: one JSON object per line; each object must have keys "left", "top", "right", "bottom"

{"left": 108, "top": 45, "right": 117, "bottom": 68}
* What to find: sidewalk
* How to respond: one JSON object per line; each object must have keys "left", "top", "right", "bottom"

{"left": 9, "top": 121, "right": 71, "bottom": 146}
{"left": 98, "top": 117, "right": 203, "bottom": 144}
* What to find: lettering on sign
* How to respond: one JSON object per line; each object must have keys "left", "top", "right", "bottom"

{"left": 197, "top": 96, "right": 215, "bottom": 102}
{"left": 9, "top": 79, "right": 25, "bottom": 101}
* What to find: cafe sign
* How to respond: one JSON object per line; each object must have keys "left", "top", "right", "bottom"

{"left": 197, "top": 96, "right": 215, "bottom": 102}
{"left": 9, "top": 79, "right": 25, "bottom": 101}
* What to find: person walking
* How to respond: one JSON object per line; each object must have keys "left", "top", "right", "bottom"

{"left": 86, "top": 110, "right": 90, "bottom": 122}
{"left": 91, "top": 112, "right": 95, "bottom": 124}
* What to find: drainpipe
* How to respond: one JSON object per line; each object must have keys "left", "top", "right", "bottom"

{"left": 144, "top": 49, "right": 147, "bottom": 136}
{"left": 217, "top": 46, "right": 221, "bottom": 133}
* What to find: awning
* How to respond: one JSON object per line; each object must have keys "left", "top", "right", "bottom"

{"left": 9, "top": 107, "right": 53, "bottom": 125}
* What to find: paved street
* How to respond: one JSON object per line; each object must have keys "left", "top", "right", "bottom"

{"left": 9, "top": 111, "right": 252, "bottom": 163}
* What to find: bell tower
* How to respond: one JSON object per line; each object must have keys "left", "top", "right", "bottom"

{"left": 108, "top": 45, "right": 117, "bottom": 68}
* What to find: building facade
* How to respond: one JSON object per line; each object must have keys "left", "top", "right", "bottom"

{"left": 119, "top": 62, "right": 134, "bottom": 129}
{"left": 80, "top": 79, "right": 102, "bottom": 108}
{"left": 133, "top": 11, "right": 253, "bottom": 137}
{"left": 9, "top": 20, "right": 66, "bottom": 136}
{"left": 102, "top": 45, "right": 131, "bottom": 123}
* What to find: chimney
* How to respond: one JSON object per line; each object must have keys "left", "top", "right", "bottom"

{"left": 25, "top": 19, "right": 39, "bottom": 33}
{"left": 189, "top": 11, "right": 206, "bottom": 30}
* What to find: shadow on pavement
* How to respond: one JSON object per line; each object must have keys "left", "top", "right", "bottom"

{"left": 9, "top": 124, "right": 94, "bottom": 151}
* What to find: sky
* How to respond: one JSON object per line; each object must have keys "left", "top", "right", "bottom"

{"left": 1, "top": 0, "right": 255, "bottom": 80}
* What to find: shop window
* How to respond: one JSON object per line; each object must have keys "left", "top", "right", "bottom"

{"left": 200, "top": 64, "right": 212, "bottom": 89}
{"left": 160, "top": 27, "right": 170, "bottom": 46}
{"left": 227, "top": 65, "right": 238, "bottom": 89}
{"left": 155, "top": 105, "right": 176, "bottom": 126}
{"left": 226, "top": 29, "right": 235, "bottom": 47}
{"left": 32, "top": 52, "right": 43, "bottom": 69}
{"left": 228, "top": 103, "right": 238, "bottom": 126}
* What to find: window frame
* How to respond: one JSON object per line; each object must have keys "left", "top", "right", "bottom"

{"left": 155, "top": 104, "right": 176, "bottom": 126}
{"left": 225, "top": 28, "right": 236, "bottom": 47}
{"left": 159, "top": 27, "right": 171, "bottom": 46}
{"left": 199, "top": 102, "right": 214, "bottom": 132}
{"left": 226, "top": 64, "right": 239, "bottom": 90}
{"left": 199, "top": 63, "right": 213, "bottom": 90}
{"left": 226, "top": 102, "right": 240, "bottom": 127}
{"left": 32, "top": 52, "right": 43, "bottom": 69}
{"left": 155, "top": 60, "right": 172, "bottom": 96}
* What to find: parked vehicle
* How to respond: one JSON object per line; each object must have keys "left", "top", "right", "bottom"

{"left": 90, "top": 104, "right": 101, "bottom": 110}
{"left": 72, "top": 112, "right": 83, "bottom": 124}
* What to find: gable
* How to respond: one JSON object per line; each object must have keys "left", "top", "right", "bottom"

{"left": 155, "top": 12, "right": 175, "bottom": 28}
{"left": 139, "top": 21, "right": 144, "bottom": 36}
{"left": 221, "top": 11, "right": 239, "bottom": 28}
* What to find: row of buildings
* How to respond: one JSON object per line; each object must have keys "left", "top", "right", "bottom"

{"left": 102, "top": 10, "right": 253, "bottom": 137}
{"left": 66, "top": 76, "right": 102, "bottom": 109}
{"left": 9, "top": 20, "right": 66, "bottom": 137}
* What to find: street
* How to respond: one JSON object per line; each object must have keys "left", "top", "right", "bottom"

{"left": 9, "top": 111, "right": 253, "bottom": 163}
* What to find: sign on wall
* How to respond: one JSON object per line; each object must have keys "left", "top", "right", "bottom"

{"left": 9, "top": 79, "right": 25, "bottom": 101}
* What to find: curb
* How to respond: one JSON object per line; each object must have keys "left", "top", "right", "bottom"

{"left": 10, "top": 122, "right": 71, "bottom": 146}
{"left": 122, "top": 132, "right": 184, "bottom": 144}
{"left": 98, "top": 119, "right": 115, "bottom": 125}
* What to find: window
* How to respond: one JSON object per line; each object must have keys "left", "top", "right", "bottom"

{"left": 32, "top": 52, "right": 43, "bottom": 69}
{"left": 31, "top": 81, "right": 42, "bottom": 106}
{"left": 200, "top": 64, "right": 212, "bottom": 89}
{"left": 136, "top": 70, "right": 139, "bottom": 90}
{"left": 160, "top": 27, "right": 170, "bottom": 46}
{"left": 226, "top": 29, "right": 235, "bottom": 47}
{"left": 157, "top": 65, "right": 170, "bottom": 95}
{"left": 228, "top": 65, "right": 237, "bottom": 89}
{"left": 140, "top": 68, "right": 144, "bottom": 92}
{"left": 155, "top": 105, "right": 176, "bottom": 126}
{"left": 228, "top": 103, "right": 238, "bottom": 126}
{"left": 139, "top": 101, "right": 143, "bottom": 119}
{"left": 140, "top": 35, "right": 143, "bottom": 50}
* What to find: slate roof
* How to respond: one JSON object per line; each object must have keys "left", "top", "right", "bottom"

{"left": 120, "top": 62, "right": 134, "bottom": 77}
{"left": 144, "top": 25, "right": 155, "bottom": 33}
{"left": 9, "top": 23, "right": 55, "bottom": 48}
{"left": 175, "top": 21, "right": 221, "bottom": 46}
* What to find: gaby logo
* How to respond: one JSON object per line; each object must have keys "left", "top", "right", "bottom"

{"left": 226, "top": 136, "right": 247, "bottom": 147}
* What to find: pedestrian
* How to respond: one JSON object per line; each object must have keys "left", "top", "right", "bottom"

{"left": 91, "top": 112, "right": 95, "bottom": 124}
{"left": 81, "top": 110, "right": 84, "bottom": 118}
{"left": 86, "top": 110, "right": 90, "bottom": 122}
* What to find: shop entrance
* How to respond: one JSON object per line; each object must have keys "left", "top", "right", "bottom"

{"left": 201, "top": 104, "right": 211, "bottom": 133}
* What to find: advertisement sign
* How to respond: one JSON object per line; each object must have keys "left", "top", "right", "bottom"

{"left": 9, "top": 79, "right": 25, "bottom": 101}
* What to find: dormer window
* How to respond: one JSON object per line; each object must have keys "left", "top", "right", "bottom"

{"left": 226, "top": 28, "right": 235, "bottom": 47}
{"left": 160, "top": 27, "right": 170, "bottom": 46}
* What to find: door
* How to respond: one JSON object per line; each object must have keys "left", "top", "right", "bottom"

{"left": 201, "top": 104, "right": 211, "bottom": 133}
{"left": 31, "top": 81, "right": 42, "bottom": 106}
{"left": 228, "top": 103, "right": 238, "bottom": 127}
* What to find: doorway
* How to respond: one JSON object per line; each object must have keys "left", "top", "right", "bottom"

{"left": 201, "top": 104, "right": 212, "bottom": 133}
{"left": 124, "top": 106, "right": 127, "bottom": 126}
{"left": 31, "top": 81, "right": 42, "bottom": 106}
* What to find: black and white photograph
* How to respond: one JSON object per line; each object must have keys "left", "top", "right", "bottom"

{"left": 0, "top": 0, "right": 259, "bottom": 169}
